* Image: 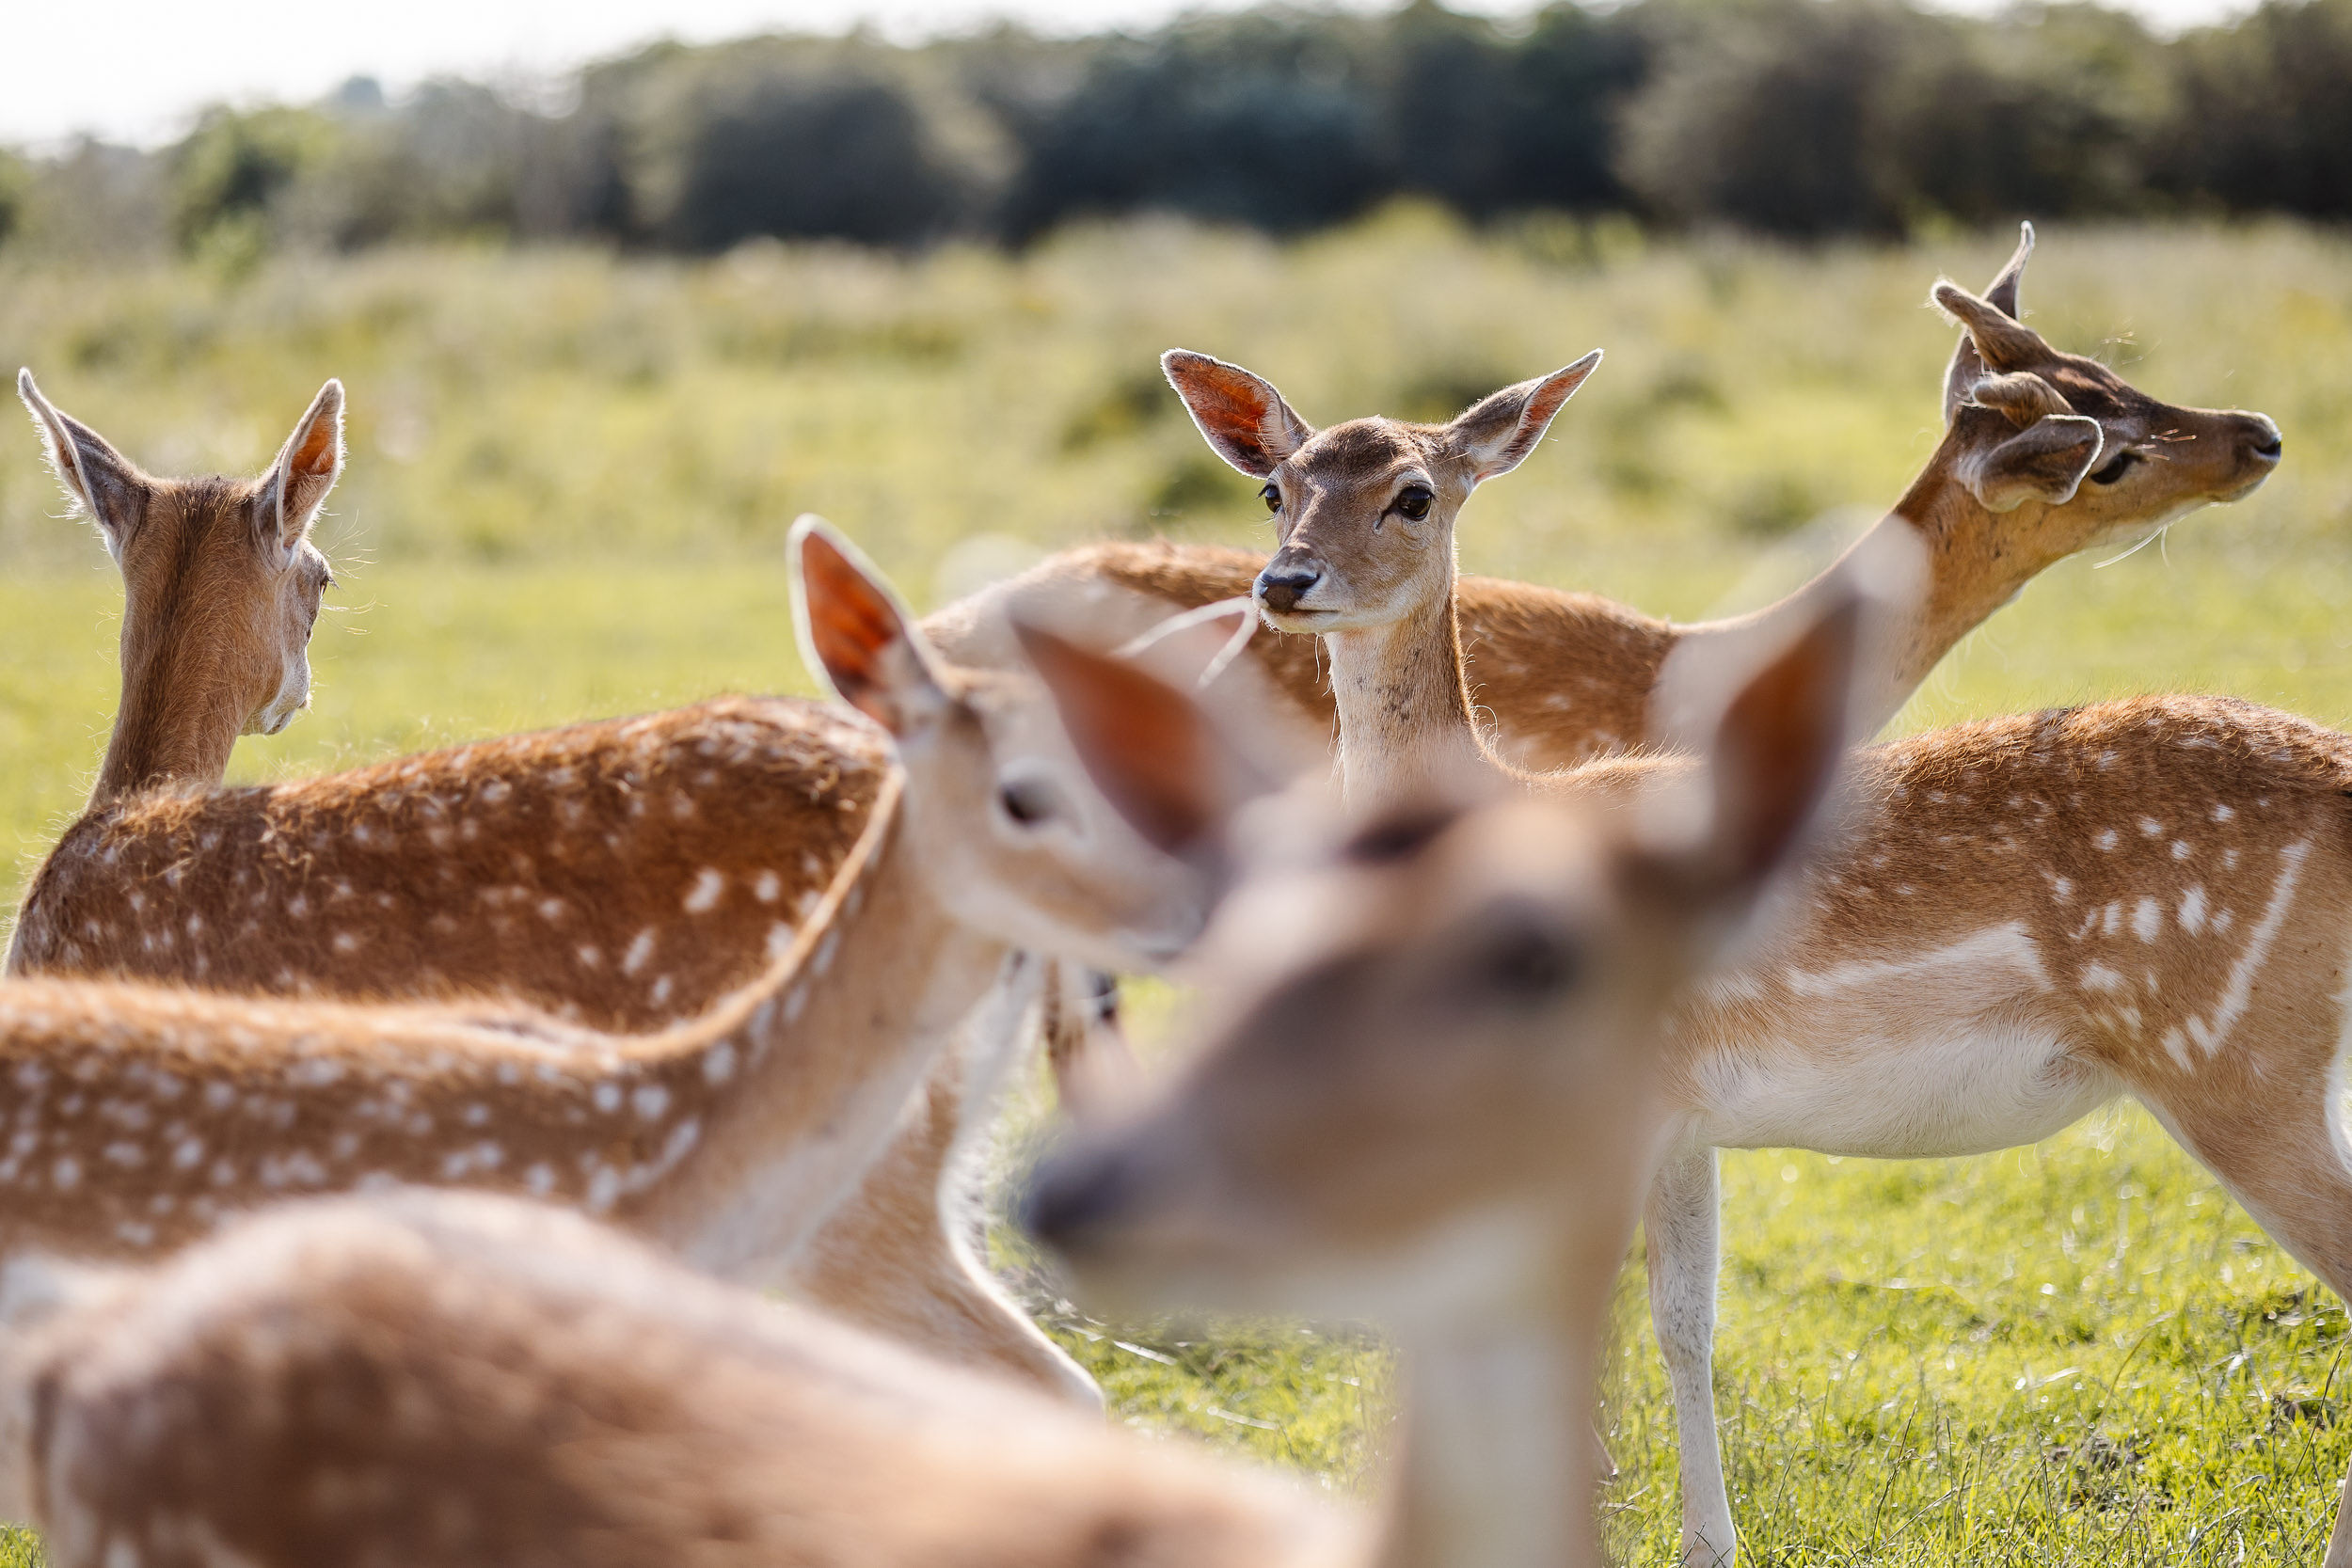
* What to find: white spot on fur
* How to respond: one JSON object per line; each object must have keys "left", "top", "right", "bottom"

{"left": 705, "top": 1041, "right": 738, "bottom": 1084}
{"left": 754, "top": 871, "right": 782, "bottom": 903}
{"left": 52, "top": 1156, "right": 79, "bottom": 1189}
{"left": 2094, "top": 829, "right": 2119, "bottom": 851}
{"left": 593, "top": 1082, "right": 622, "bottom": 1114}
{"left": 684, "top": 869, "right": 724, "bottom": 913}
{"left": 2213, "top": 803, "right": 2234, "bottom": 823}
{"left": 332, "top": 931, "right": 359, "bottom": 954}
{"left": 2182, "top": 839, "right": 2312, "bottom": 1056}
{"left": 2138, "top": 816, "right": 2163, "bottom": 837}
{"left": 650, "top": 975, "right": 675, "bottom": 1006}
{"left": 632, "top": 1084, "right": 671, "bottom": 1120}
{"left": 623, "top": 928, "right": 657, "bottom": 975}
{"left": 2180, "top": 886, "right": 2208, "bottom": 933}
{"left": 2132, "top": 898, "right": 2161, "bottom": 942}
{"left": 2080, "top": 962, "right": 2125, "bottom": 993}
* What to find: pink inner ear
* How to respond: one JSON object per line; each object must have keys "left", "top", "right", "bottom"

{"left": 289, "top": 416, "right": 338, "bottom": 479}
{"left": 803, "top": 539, "right": 906, "bottom": 697}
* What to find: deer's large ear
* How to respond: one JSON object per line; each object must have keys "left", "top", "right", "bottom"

{"left": 1161, "top": 350, "right": 1312, "bottom": 478}
{"left": 16, "top": 370, "right": 148, "bottom": 555}
{"left": 792, "top": 516, "right": 951, "bottom": 737}
{"left": 1445, "top": 351, "right": 1601, "bottom": 483}
{"left": 1940, "top": 222, "right": 2036, "bottom": 423}
{"left": 1015, "top": 621, "right": 1276, "bottom": 863}
{"left": 1957, "top": 412, "right": 2104, "bottom": 513}
{"left": 259, "top": 379, "right": 344, "bottom": 558}
{"left": 1645, "top": 531, "right": 1919, "bottom": 921}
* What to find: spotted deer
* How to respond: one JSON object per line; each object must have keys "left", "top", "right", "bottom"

{"left": 932, "top": 224, "right": 2280, "bottom": 780}
{"left": 0, "top": 521, "right": 1215, "bottom": 1402}
{"left": 8, "top": 371, "right": 342, "bottom": 814}
{"left": 0, "top": 1189, "right": 1360, "bottom": 1568}
{"left": 1147, "top": 298, "right": 2352, "bottom": 1562}
{"left": 0, "top": 575, "right": 1867, "bottom": 1568}
{"left": 931, "top": 224, "right": 2281, "bottom": 1104}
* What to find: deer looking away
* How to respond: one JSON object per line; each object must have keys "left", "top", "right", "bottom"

{"left": 11, "top": 370, "right": 343, "bottom": 813}
{"left": 1148, "top": 277, "right": 2352, "bottom": 1564}
{"left": 0, "top": 572, "right": 1870, "bottom": 1568}
{"left": 931, "top": 224, "right": 2280, "bottom": 783}
{"left": 0, "top": 522, "right": 1213, "bottom": 1403}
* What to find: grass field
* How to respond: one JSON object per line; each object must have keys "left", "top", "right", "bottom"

{"left": 4, "top": 213, "right": 2352, "bottom": 1562}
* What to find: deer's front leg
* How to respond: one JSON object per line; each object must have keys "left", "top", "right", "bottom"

{"left": 1646, "top": 1144, "right": 1735, "bottom": 1567}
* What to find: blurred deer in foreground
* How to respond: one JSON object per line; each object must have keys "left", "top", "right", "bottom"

{"left": 1156, "top": 290, "right": 2352, "bottom": 1566}
{"left": 10, "top": 371, "right": 342, "bottom": 813}
{"left": 0, "top": 523, "right": 1214, "bottom": 1402}
{"left": 0, "top": 573, "right": 1872, "bottom": 1568}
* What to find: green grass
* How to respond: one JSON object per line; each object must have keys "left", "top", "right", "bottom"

{"left": 5, "top": 213, "right": 2352, "bottom": 1561}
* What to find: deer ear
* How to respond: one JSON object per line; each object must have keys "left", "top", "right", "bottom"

{"left": 260, "top": 379, "right": 344, "bottom": 557}
{"left": 1161, "top": 350, "right": 1312, "bottom": 478}
{"left": 17, "top": 369, "right": 148, "bottom": 554}
{"left": 1939, "top": 224, "right": 2036, "bottom": 423}
{"left": 1958, "top": 413, "right": 2104, "bottom": 513}
{"left": 792, "top": 516, "right": 950, "bottom": 737}
{"left": 1014, "top": 620, "right": 1274, "bottom": 862}
{"left": 1645, "top": 530, "right": 1920, "bottom": 918}
{"left": 1445, "top": 351, "right": 1601, "bottom": 483}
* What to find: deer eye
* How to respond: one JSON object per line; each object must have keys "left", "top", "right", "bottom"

{"left": 1395, "top": 485, "right": 1434, "bottom": 522}
{"left": 2088, "top": 449, "right": 2140, "bottom": 486}
{"left": 998, "top": 776, "right": 1063, "bottom": 829}
{"left": 1259, "top": 483, "right": 1281, "bottom": 514}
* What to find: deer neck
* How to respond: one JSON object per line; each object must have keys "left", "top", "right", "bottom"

{"left": 633, "top": 774, "right": 1016, "bottom": 1280}
{"left": 90, "top": 635, "right": 245, "bottom": 805}
{"left": 1375, "top": 1305, "right": 1606, "bottom": 1568}
{"left": 1322, "top": 557, "right": 1501, "bottom": 811}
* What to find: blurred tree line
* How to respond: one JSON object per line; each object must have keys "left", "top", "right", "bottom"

{"left": 6, "top": 0, "right": 2350, "bottom": 258}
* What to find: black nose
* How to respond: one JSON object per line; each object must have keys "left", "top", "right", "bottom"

{"left": 2244, "top": 417, "right": 2283, "bottom": 461}
{"left": 1022, "top": 1148, "right": 1139, "bottom": 1259}
{"left": 1256, "top": 563, "right": 1321, "bottom": 614}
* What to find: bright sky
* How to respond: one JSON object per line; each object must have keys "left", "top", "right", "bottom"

{"left": 5, "top": 0, "right": 2253, "bottom": 149}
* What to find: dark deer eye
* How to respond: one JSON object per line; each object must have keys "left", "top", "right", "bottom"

{"left": 2088, "top": 449, "right": 2140, "bottom": 486}
{"left": 1259, "top": 483, "right": 1281, "bottom": 514}
{"left": 998, "top": 776, "right": 1061, "bottom": 828}
{"left": 1395, "top": 485, "right": 1434, "bottom": 522}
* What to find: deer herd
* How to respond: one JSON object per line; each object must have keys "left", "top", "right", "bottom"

{"left": 0, "top": 221, "right": 2323, "bottom": 1567}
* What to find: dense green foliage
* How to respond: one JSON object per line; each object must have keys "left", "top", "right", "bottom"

{"left": 11, "top": 0, "right": 2352, "bottom": 257}
{"left": 4, "top": 219, "right": 2352, "bottom": 1561}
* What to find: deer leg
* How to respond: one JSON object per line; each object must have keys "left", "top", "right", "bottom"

{"left": 790, "top": 958, "right": 1100, "bottom": 1408}
{"left": 1647, "top": 1144, "right": 1736, "bottom": 1568}
{"left": 2131, "top": 1061, "right": 2352, "bottom": 1567}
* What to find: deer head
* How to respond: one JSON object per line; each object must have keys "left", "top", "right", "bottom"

{"left": 792, "top": 516, "right": 1214, "bottom": 971}
{"left": 1161, "top": 349, "right": 1602, "bottom": 636}
{"left": 1920, "top": 223, "right": 2279, "bottom": 551}
{"left": 1020, "top": 580, "right": 1875, "bottom": 1322}
{"left": 17, "top": 371, "right": 343, "bottom": 801}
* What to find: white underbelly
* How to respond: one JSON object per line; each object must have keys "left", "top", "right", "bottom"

{"left": 1682, "top": 921, "right": 2121, "bottom": 1159}
{"left": 1690, "top": 1022, "right": 2119, "bottom": 1158}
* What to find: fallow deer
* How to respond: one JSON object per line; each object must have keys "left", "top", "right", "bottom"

{"left": 0, "top": 522, "right": 1215, "bottom": 1402}
{"left": 930, "top": 223, "right": 2281, "bottom": 1117}
{"left": 0, "top": 569, "right": 1869, "bottom": 1568}
{"left": 8, "top": 370, "right": 343, "bottom": 814}
{"left": 1152, "top": 302, "right": 2352, "bottom": 1565}
{"left": 5, "top": 375, "right": 1146, "bottom": 1396}
{"left": 931, "top": 225, "right": 2280, "bottom": 778}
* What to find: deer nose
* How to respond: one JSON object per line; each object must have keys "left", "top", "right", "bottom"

{"left": 1021, "top": 1147, "right": 1141, "bottom": 1260}
{"left": 2241, "top": 415, "right": 2283, "bottom": 462}
{"left": 1256, "top": 562, "right": 1322, "bottom": 614}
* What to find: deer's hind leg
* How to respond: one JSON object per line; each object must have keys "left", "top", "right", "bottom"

{"left": 2130, "top": 1031, "right": 2352, "bottom": 1567}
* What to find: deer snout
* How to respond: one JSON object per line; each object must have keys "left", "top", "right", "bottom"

{"left": 1024, "top": 1143, "right": 1150, "bottom": 1262}
{"left": 2238, "top": 413, "right": 2283, "bottom": 464}
{"left": 1255, "top": 557, "right": 1323, "bottom": 615}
